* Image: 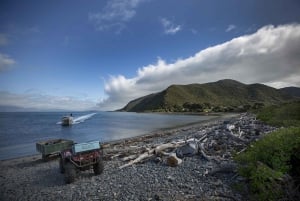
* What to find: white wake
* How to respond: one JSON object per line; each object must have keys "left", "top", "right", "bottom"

{"left": 73, "top": 113, "right": 97, "bottom": 124}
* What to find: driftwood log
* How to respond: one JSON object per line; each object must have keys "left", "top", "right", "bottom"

{"left": 119, "top": 149, "right": 155, "bottom": 169}
{"left": 119, "top": 141, "right": 187, "bottom": 169}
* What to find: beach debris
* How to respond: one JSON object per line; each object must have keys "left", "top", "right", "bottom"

{"left": 175, "top": 141, "right": 198, "bottom": 158}
{"left": 167, "top": 153, "right": 182, "bottom": 167}
{"left": 106, "top": 113, "right": 278, "bottom": 171}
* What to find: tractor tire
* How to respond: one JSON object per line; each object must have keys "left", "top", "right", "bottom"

{"left": 93, "top": 158, "right": 104, "bottom": 175}
{"left": 59, "top": 157, "right": 65, "bottom": 174}
{"left": 64, "top": 162, "right": 76, "bottom": 184}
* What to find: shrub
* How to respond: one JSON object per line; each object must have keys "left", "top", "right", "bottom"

{"left": 235, "top": 127, "right": 300, "bottom": 200}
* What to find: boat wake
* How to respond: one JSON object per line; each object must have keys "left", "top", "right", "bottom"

{"left": 73, "top": 113, "right": 97, "bottom": 124}
{"left": 57, "top": 113, "right": 97, "bottom": 125}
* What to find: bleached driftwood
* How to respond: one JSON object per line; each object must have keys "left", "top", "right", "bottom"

{"left": 119, "top": 137, "right": 206, "bottom": 169}
{"left": 199, "top": 134, "right": 207, "bottom": 142}
{"left": 154, "top": 143, "right": 181, "bottom": 155}
{"left": 119, "top": 149, "right": 155, "bottom": 169}
{"left": 121, "top": 154, "right": 138, "bottom": 162}
{"left": 119, "top": 140, "right": 189, "bottom": 169}
{"left": 199, "top": 143, "right": 222, "bottom": 162}
{"left": 199, "top": 143, "right": 214, "bottom": 161}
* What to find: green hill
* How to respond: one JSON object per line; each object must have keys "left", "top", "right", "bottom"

{"left": 119, "top": 79, "right": 298, "bottom": 112}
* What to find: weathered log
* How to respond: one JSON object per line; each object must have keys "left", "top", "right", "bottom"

{"left": 199, "top": 134, "right": 207, "bottom": 142}
{"left": 119, "top": 149, "right": 155, "bottom": 169}
{"left": 121, "top": 154, "right": 138, "bottom": 161}
{"left": 199, "top": 143, "right": 221, "bottom": 162}
{"left": 199, "top": 143, "right": 213, "bottom": 161}
{"left": 154, "top": 142, "right": 182, "bottom": 155}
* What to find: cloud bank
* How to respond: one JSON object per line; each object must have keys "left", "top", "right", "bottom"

{"left": 99, "top": 24, "right": 300, "bottom": 110}
{"left": 0, "top": 91, "right": 97, "bottom": 111}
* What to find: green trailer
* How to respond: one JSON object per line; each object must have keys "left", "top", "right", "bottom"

{"left": 36, "top": 139, "right": 74, "bottom": 161}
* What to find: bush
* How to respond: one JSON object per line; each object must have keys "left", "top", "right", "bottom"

{"left": 235, "top": 127, "right": 300, "bottom": 200}
{"left": 256, "top": 101, "right": 300, "bottom": 127}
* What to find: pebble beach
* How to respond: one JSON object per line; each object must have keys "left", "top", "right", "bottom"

{"left": 0, "top": 113, "right": 277, "bottom": 201}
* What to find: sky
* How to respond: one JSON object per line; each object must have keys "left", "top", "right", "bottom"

{"left": 0, "top": 0, "right": 300, "bottom": 111}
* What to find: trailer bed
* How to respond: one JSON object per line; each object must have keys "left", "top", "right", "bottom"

{"left": 36, "top": 139, "right": 74, "bottom": 160}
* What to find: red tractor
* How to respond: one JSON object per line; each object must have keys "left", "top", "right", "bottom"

{"left": 59, "top": 141, "right": 104, "bottom": 184}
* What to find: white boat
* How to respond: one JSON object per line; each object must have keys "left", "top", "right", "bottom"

{"left": 61, "top": 115, "right": 73, "bottom": 126}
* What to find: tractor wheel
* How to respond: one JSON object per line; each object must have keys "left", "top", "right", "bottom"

{"left": 93, "top": 158, "right": 104, "bottom": 175}
{"left": 64, "top": 162, "right": 76, "bottom": 184}
{"left": 59, "top": 157, "right": 65, "bottom": 174}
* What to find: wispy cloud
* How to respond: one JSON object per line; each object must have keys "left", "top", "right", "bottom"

{"left": 226, "top": 24, "right": 236, "bottom": 32}
{"left": 0, "top": 91, "right": 97, "bottom": 111}
{"left": 0, "top": 53, "right": 16, "bottom": 72}
{"left": 160, "top": 18, "right": 181, "bottom": 35}
{"left": 0, "top": 33, "right": 9, "bottom": 46}
{"left": 89, "top": 0, "right": 146, "bottom": 33}
{"left": 99, "top": 24, "right": 300, "bottom": 110}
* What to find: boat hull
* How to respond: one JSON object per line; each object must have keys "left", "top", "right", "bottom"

{"left": 61, "top": 116, "right": 73, "bottom": 126}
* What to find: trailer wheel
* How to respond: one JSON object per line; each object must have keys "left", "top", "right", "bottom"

{"left": 64, "top": 162, "right": 76, "bottom": 184}
{"left": 59, "top": 157, "right": 65, "bottom": 174}
{"left": 93, "top": 158, "right": 104, "bottom": 175}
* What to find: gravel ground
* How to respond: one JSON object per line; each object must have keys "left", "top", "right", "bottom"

{"left": 0, "top": 113, "right": 276, "bottom": 201}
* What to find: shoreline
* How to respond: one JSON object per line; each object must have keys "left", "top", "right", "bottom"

{"left": 0, "top": 113, "right": 237, "bottom": 162}
{"left": 0, "top": 112, "right": 276, "bottom": 201}
{"left": 103, "top": 113, "right": 238, "bottom": 146}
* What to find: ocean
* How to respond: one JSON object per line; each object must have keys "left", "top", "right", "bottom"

{"left": 0, "top": 112, "right": 216, "bottom": 160}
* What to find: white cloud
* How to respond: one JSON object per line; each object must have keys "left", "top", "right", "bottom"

{"left": 160, "top": 18, "right": 181, "bottom": 35}
{"left": 89, "top": 0, "right": 146, "bottom": 33}
{"left": 99, "top": 24, "right": 300, "bottom": 110}
{"left": 226, "top": 24, "right": 236, "bottom": 32}
{"left": 0, "top": 91, "right": 98, "bottom": 111}
{"left": 0, "top": 53, "right": 16, "bottom": 72}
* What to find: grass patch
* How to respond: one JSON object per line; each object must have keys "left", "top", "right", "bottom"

{"left": 235, "top": 127, "right": 300, "bottom": 200}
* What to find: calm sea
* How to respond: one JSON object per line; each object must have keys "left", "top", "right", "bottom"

{"left": 0, "top": 112, "right": 216, "bottom": 160}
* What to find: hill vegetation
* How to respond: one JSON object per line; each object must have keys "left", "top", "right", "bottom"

{"left": 120, "top": 79, "right": 297, "bottom": 112}
{"left": 256, "top": 101, "right": 300, "bottom": 127}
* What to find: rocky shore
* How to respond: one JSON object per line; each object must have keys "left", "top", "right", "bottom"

{"left": 0, "top": 113, "right": 277, "bottom": 201}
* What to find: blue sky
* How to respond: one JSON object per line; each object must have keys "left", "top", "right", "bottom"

{"left": 0, "top": 0, "right": 300, "bottom": 111}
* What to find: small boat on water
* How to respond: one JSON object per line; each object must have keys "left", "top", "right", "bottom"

{"left": 61, "top": 115, "right": 73, "bottom": 126}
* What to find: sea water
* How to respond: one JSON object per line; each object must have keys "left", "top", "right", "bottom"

{"left": 0, "top": 112, "right": 216, "bottom": 160}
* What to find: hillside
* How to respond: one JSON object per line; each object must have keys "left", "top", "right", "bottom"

{"left": 120, "top": 79, "right": 297, "bottom": 112}
{"left": 280, "top": 86, "right": 300, "bottom": 98}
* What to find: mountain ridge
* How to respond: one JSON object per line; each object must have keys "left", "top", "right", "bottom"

{"left": 119, "top": 79, "right": 299, "bottom": 112}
